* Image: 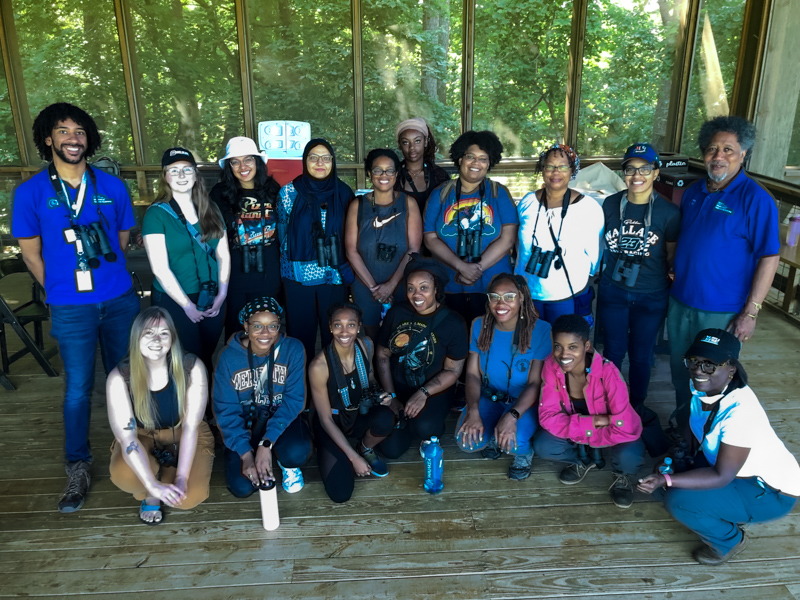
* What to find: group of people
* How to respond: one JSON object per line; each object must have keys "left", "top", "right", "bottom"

{"left": 11, "top": 102, "right": 799, "bottom": 566}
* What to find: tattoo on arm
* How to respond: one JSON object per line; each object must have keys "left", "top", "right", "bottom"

{"left": 125, "top": 441, "right": 139, "bottom": 455}
{"left": 428, "top": 375, "right": 443, "bottom": 387}
{"left": 123, "top": 418, "right": 136, "bottom": 431}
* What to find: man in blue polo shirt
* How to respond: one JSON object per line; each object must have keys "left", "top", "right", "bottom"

{"left": 12, "top": 103, "right": 140, "bottom": 512}
{"left": 668, "top": 116, "right": 779, "bottom": 431}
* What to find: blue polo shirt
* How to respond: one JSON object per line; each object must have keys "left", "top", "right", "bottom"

{"left": 12, "top": 167, "right": 135, "bottom": 305}
{"left": 671, "top": 169, "right": 778, "bottom": 313}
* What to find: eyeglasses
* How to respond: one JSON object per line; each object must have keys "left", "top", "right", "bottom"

{"left": 543, "top": 165, "right": 571, "bottom": 173}
{"left": 230, "top": 157, "right": 256, "bottom": 169}
{"left": 307, "top": 154, "right": 333, "bottom": 164}
{"left": 166, "top": 166, "right": 195, "bottom": 177}
{"left": 464, "top": 153, "right": 490, "bottom": 165}
{"left": 623, "top": 165, "right": 654, "bottom": 176}
{"left": 684, "top": 357, "right": 728, "bottom": 374}
{"left": 249, "top": 322, "right": 281, "bottom": 333}
{"left": 487, "top": 292, "right": 518, "bottom": 303}
{"left": 371, "top": 168, "right": 397, "bottom": 176}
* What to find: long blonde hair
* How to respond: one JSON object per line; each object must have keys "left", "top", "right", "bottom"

{"left": 154, "top": 167, "right": 225, "bottom": 242}
{"left": 128, "top": 307, "right": 188, "bottom": 429}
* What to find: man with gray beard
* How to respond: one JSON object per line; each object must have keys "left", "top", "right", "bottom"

{"left": 667, "top": 116, "right": 779, "bottom": 433}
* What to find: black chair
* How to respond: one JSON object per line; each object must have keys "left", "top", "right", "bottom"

{"left": 0, "top": 255, "right": 59, "bottom": 390}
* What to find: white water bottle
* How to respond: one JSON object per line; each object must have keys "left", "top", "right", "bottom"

{"left": 259, "top": 480, "right": 280, "bottom": 530}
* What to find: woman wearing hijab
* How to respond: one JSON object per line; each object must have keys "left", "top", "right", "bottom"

{"left": 276, "top": 139, "right": 355, "bottom": 362}
{"left": 638, "top": 329, "right": 800, "bottom": 565}
{"left": 394, "top": 117, "right": 450, "bottom": 215}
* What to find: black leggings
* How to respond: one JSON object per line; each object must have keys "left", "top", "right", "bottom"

{"left": 377, "top": 386, "right": 453, "bottom": 459}
{"left": 283, "top": 279, "right": 347, "bottom": 364}
{"left": 313, "top": 406, "right": 395, "bottom": 503}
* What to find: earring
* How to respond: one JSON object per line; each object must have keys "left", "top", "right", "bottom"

{"left": 520, "top": 313, "right": 524, "bottom": 320}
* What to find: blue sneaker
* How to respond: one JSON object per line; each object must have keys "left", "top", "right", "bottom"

{"left": 359, "top": 445, "right": 389, "bottom": 477}
{"left": 279, "top": 463, "right": 304, "bottom": 493}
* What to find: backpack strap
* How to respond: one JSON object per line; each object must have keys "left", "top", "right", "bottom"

{"left": 154, "top": 202, "right": 216, "bottom": 259}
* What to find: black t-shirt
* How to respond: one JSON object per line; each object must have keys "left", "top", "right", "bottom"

{"left": 377, "top": 303, "right": 468, "bottom": 395}
{"left": 601, "top": 190, "right": 680, "bottom": 293}
{"left": 395, "top": 161, "right": 451, "bottom": 216}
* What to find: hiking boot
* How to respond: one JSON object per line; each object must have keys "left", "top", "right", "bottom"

{"left": 693, "top": 528, "right": 750, "bottom": 565}
{"left": 58, "top": 460, "right": 91, "bottom": 513}
{"left": 279, "top": 463, "right": 304, "bottom": 494}
{"left": 508, "top": 451, "right": 533, "bottom": 481}
{"left": 359, "top": 444, "right": 389, "bottom": 477}
{"left": 481, "top": 438, "right": 502, "bottom": 460}
{"left": 609, "top": 472, "right": 633, "bottom": 508}
{"left": 558, "top": 461, "right": 596, "bottom": 485}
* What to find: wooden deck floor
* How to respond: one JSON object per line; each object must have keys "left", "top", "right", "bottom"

{"left": 1, "top": 309, "right": 800, "bottom": 599}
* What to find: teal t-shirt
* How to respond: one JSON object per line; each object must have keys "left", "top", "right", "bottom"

{"left": 142, "top": 203, "right": 221, "bottom": 294}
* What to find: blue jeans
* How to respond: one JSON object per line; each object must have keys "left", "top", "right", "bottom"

{"left": 664, "top": 477, "right": 797, "bottom": 555}
{"left": 50, "top": 287, "right": 140, "bottom": 463}
{"left": 597, "top": 282, "right": 668, "bottom": 406}
{"left": 534, "top": 288, "right": 595, "bottom": 327}
{"left": 455, "top": 398, "right": 537, "bottom": 455}
{"left": 533, "top": 429, "right": 645, "bottom": 476}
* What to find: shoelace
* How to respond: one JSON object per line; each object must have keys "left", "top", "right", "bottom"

{"left": 283, "top": 467, "right": 302, "bottom": 484}
{"left": 63, "top": 469, "right": 89, "bottom": 495}
{"left": 608, "top": 473, "right": 630, "bottom": 490}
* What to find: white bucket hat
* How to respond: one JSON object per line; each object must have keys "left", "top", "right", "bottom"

{"left": 218, "top": 136, "right": 268, "bottom": 168}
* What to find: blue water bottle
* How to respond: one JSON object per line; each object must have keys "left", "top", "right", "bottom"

{"left": 659, "top": 457, "right": 674, "bottom": 475}
{"left": 421, "top": 436, "right": 444, "bottom": 494}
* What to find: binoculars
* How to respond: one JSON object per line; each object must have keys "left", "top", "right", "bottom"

{"left": 376, "top": 243, "right": 397, "bottom": 263}
{"left": 456, "top": 228, "right": 481, "bottom": 262}
{"left": 525, "top": 245, "right": 557, "bottom": 279}
{"left": 316, "top": 233, "right": 341, "bottom": 268}
{"left": 74, "top": 222, "right": 117, "bottom": 268}
{"left": 196, "top": 280, "right": 218, "bottom": 312}
{"left": 611, "top": 256, "right": 641, "bottom": 287}
{"left": 242, "top": 245, "right": 264, "bottom": 274}
{"left": 359, "top": 384, "right": 386, "bottom": 415}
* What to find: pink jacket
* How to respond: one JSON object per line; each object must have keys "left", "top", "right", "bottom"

{"left": 539, "top": 351, "right": 642, "bottom": 447}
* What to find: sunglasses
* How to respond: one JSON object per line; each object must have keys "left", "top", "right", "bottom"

{"left": 684, "top": 357, "right": 729, "bottom": 375}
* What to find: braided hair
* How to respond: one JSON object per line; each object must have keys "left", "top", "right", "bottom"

{"left": 476, "top": 273, "right": 539, "bottom": 354}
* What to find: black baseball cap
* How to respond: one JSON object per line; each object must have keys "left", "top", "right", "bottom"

{"left": 404, "top": 253, "right": 450, "bottom": 288}
{"left": 684, "top": 328, "right": 741, "bottom": 364}
{"left": 161, "top": 147, "right": 196, "bottom": 168}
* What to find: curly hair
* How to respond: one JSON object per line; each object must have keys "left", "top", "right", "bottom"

{"left": 476, "top": 273, "right": 539, "bottom": 354}
{"left": 552, "top": 314, "right": 590, "bottom": 342}
{"left": 536, "top": 144, "right": 580, "bottom": 177}
{"left": 405, "top": 269, "right": 446, "bottom": 304}
{"left": 216, "top": 157, "right": 280, "bottom": 218}
{"left": 32, "top": 103, "right": 102, "bottom": 161}
{"left": 698, "top": 116, "right": 756, "bottom": 156}
{"left": 449, "top": 130, "right": 504, "bottom": 171}
{"left": 365, "top": 148, "right": 401, "bottom": 173}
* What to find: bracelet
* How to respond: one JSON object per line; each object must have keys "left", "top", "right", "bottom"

{"left": 419, "top": 386, "right": 430, "bottom": 398}
{"left": 746, "top": 313, "right": 758, "bottom": 319}
{"left": 663, "top": 473, "right": 673, "bottom": 488}
{"left": 751, "top": 301, "right": 762, "bottom": 311}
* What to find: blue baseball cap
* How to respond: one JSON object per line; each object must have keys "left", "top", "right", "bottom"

{"left": 622, "top": 143, "right": 660, "bottom": 167}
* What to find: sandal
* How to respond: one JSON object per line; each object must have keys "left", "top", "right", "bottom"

{"left": 139, "top": 500, "right": 164, "bottom": 526}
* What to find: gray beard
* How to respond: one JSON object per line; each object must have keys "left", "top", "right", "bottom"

{"left": 707, "top": 168, "right": 727, "bottom": 183}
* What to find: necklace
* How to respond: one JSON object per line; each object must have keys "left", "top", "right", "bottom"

{"left": 408, "top": 168, "right": 424, "bottom": 177}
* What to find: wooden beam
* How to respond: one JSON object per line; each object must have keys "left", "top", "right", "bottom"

{"left": 351, "top": 0, "right": 365, "bottom": 188}
{"left": 729, "top": 0, "right": 772, "bottom": 121}
{"left": 0, "top": 0, "right": 34, "bottom": 165}
{"left": 113, "top": 0, "right": 146, "bottom": 166}
{"left": 664, "top": 0, "right": 700, "bottom": 153}
{"left": 460, "top": 0, "right": 475, "bottom": 134}
{"left": 234, "top": 0, "right": 255, "bottom": 140}
{"left": 564, "top": 0, "right": 587, "bottom": 148}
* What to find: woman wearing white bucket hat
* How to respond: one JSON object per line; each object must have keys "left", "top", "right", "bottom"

{"left": 211, "top": 137, "right": 282, "bottom": 340}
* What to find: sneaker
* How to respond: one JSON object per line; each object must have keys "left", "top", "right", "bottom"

{"left": 558, "top": 461, "right": 596, "bottom": 485}
{"left": 58, "top": 460, "right": 91, "bottom": 513}
{"left": 481, "top": 438, "right": 502, "bottom": 460}
{"left": 359, "top": 445, "right": 389, "bottom": 477}
{"left": 508, "top": 452, "right": 533, "bottom": 481}
{"left": 609, "top": 473, "right": 633, "bottom": 509}
{"left": 692, "top": 528, "right": 750, "bottom": 565}
{"left": 279, "top": 463, "right": 304, "bottom": 494}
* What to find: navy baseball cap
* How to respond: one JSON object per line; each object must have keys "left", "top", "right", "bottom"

{"left": 684, "top": 329, "right": 741, "bottom": 364}
{"left": 622, "top": 143, "right": 660, "bottom": 167}
{"left": 161, "top": 147, "right": 197, "bottom": 168}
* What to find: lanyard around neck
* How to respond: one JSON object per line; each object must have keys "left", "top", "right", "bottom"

{"left": 48, "top": 162, "right": 93, "bottom": 224}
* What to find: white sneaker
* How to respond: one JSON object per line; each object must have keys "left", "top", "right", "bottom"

{"left": 280, "top": 464, "right": 304, "bottom": 493}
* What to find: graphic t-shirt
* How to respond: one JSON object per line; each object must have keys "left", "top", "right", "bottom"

{"left": 470, "top": 317, "right": 551, "bottom": 400}
{"left": 601, "top": 191, "right": 680, "bottom": 293}
{"left": 378, "top": 303, "right": 468, "bottom": 394}
{"left": 424, "top": 179, "right": 519, "bottom": 294}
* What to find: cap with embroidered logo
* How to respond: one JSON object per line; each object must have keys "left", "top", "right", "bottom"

{"left": 684, "top": 328, "right": 741, "bottom": 364}
{"left": 622, "top": 143, "right": 661, "bottom": 168}
{"left": 161, "top": 147, "right": 196, "bottom": 168}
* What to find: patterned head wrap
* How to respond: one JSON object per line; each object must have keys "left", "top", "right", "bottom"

{"left": 238, "top": 296, "right": 284, "bottom": 325}
{"left": 539, "top": 143, "right": 580, "bottom": 180}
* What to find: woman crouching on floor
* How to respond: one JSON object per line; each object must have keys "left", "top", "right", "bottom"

{"left": 107, "top": 306, "right": 215, "bottom": 525}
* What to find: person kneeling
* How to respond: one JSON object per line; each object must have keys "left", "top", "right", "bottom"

{"left": 638, "top": 329, "right": 800, "bottom": 565}
{"left": 310, "top": 303, "right": 395, "bottom": 503}
{"left": 456, "top": 274, "right": 551, "bottom": 480}
{"left": 107, "top": 307, "right": 215, "bottom": 525}
{"left": 533, "top": 314, "right": 644, "bottom": 508}
{"left": 213, "top": 297, "right": 312, "bottom": 497}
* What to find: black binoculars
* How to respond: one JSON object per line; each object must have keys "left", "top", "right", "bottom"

{"left": 525, "top": 245, "right": 557, "bottom": 279}
{"left": 611, "top": 256, "right": 641, "bottom": 287}
{"left": 242, "top": 245, "right": 264, "bottom": 274}
{"left": 376, "top": 243, "right": 397, "bottom": 263}
{"left": 74, "top": 222, "right": 117, "bottom": 268}
{"left": 359, "top": 384, "right": 385, "bottom": 415}
{"left": 151, "top": 445, "right": 179, "bottom": 468}
{"left": 196, "top": 280, "right": 218, "bottom": 312}
{"left": 316, "top": 233, "right": 341, "bottom": 268}
{"left": 456, "top": 228, "right": 481, "bottom": 262}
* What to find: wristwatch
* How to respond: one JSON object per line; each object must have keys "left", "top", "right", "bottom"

{"left": 419, "top": 386, "right": 431, "bottom": 398}
{"left": 509, "top": 408, "right": 521, "bottom": 420}
{"left": 258, "top": 439, "right": 274, "bottom": 450}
